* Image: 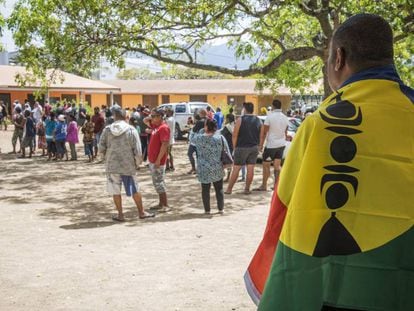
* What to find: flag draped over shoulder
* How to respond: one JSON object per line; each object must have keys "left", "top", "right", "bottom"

{"left": 245, "top": 66, "right": 414, "bottom": 311}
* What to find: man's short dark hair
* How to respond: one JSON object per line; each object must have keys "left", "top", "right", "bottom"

{"left": 272, "top": 99, "right": 282, "bottom": 109}
{"left": 332, "top": 14, "right": 394, "bottom": 68}
{"left": 243, "top": 102, "right": 254, "bottom": 114}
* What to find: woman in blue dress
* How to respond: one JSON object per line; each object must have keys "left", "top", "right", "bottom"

{"left": 192, "top": 118, "right": 231, "bottom": 214}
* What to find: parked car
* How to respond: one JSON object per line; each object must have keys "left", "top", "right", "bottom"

{"left": 158, "top": 102, "right": 215, "bottom": 139}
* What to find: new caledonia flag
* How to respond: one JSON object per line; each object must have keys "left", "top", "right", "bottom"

{"left": 245, "top": 66, "right": 414, "bottom": 310}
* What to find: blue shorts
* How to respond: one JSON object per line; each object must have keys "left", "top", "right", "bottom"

{"left": 106, "top": 174, "right": 139, "bottom": 196}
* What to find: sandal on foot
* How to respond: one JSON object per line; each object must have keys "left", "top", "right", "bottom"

{"left": 224, "top": 191, "right": 232, "bottom": 195}
{"left": 253, "top": 187, "right": 267, "bottom": 191}
{"left": 139, "top": 212, "right": 155, "bottom": 219}
{"left": 157, "top": 206, "right": 172, "bottom": 213}
{"left": 243, "top": 189, "right": 252, "bottom": 195}
{"left": 112, "top": 215, "right": 125, "bottom": 222}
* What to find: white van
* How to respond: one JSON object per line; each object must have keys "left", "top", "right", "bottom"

{"left": 158, "top": 102, "right": 215, "bottom": 139}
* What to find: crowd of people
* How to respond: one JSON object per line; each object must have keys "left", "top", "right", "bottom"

{"left": 1, "top": 97, "right": 300, "bottom": 220}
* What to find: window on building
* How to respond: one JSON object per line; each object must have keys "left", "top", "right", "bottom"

{"left": 161, "top": 95, "right": 170, "bottom": 104}
{"left": 85, "top": 95, "right": 91, "bottom": 106}
{"left": 49, "top": 97, "right": 60, "bottom": 104}
{"left": 61, "top": 94, "right": 76, "bottom": 103}
{"left": 106, "top": 94, "right": 122, "bottom": 107}
{"left": 190, "top": 95, "right": 207, "bottom": 102}
{"left": 227, "top": 95, "right": 245, "bottom": 115}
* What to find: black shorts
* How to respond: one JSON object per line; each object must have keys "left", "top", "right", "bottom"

{"left": 262, "top": 146, "right": 285, "bottom": 162}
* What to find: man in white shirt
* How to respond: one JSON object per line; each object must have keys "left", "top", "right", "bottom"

{"left": 255, "top": 99, "right": 289, "bottom": 191}
{"left": 32, "top": 101, "right": 43, "bottom": 124}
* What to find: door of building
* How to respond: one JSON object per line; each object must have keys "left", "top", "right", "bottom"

{"left": 143, "top": 95, "right": 159, "bottom": 108}
{"left": 190, "top": 94, "right": 207, "bottom": 102}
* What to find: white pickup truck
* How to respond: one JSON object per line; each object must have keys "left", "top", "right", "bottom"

{"left": 158, "top": 102, "right": 215, "bottom": 139}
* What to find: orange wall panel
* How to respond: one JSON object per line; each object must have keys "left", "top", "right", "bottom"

{"left": 122, "top": 95, "right": 141, "bottom": 108}
{"left": 90, "top": 94, "right": 107, "bottom": 109}
{"left": 170, "top": 94, "right": 189, "bottom": 103}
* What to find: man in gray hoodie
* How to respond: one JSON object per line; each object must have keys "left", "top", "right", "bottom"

{"left": 99, "top": 106, "right": 154, "bottom": 221}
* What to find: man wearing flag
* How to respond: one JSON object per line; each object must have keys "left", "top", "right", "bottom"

{"left": 245, "top": 13, "right": 414, "bottom": 311}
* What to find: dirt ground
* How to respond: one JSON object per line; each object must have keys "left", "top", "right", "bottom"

{"left": 0, "top": 127, "right": 273, "bottom": 311}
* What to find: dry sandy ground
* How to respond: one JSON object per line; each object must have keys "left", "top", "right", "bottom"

{"left": 0, "top": 127, "right": 273, "bottom": 311}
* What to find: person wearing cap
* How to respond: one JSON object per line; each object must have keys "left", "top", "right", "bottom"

{"left": 54, "top": 114, "right": 68, "bottom": 161}
{"left": 144, "top": 108, "right": 171, "bottom": 212}
{"left": 99, "top": 106, "right": 154, "bottom": 221}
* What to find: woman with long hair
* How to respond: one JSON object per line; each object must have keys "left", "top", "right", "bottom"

{"left": 191, "top": 118, "right": 230, "bottom": 214}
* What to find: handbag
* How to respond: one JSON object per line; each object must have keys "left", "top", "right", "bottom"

{"left": 220, "top": 136, "right": 233, "bottom": 169}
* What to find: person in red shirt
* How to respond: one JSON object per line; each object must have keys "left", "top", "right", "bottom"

{"left": 144, "top": 108, "right": 171, "bottom": 212}
{"left": 91, "top": 106, "right": 105, "bottom": 157}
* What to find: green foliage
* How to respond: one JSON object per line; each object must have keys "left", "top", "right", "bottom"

{"left": 6, "top": 0, "right": 414, "bottom": 95}
{"left": 117, "top": 64, "right": 234, "bottom": 80}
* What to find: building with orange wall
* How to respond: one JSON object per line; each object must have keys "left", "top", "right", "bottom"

{"left": 0, "top": 65, "right": 120, "bottom": 114}
{"left": 106, "top": 79, "right": 293, "bottom": 115}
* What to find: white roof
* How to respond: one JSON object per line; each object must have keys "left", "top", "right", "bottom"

{"left": 0, "top": 65, "right": 120, "bottom": 91}
{"left": 106, "top": 79, "right": 292, "bottom": 95}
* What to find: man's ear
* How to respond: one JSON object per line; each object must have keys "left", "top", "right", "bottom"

{"left": 335, "top": 47, "right": 346, "bottom": 71}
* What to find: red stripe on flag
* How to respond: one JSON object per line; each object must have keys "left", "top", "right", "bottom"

{"left": 245, "top": 186, "right": 288, "bottom": 304}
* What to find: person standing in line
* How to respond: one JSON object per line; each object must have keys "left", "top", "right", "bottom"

{"left": 11, "top": 107, "right": 25, "bottom": 154}
{"left": 36, "top": 115, "right": 47, "bottom": 156}
{"left": 99, "top": 106, "right": 154, "bottom": 221}
{"left": 144, "top": 108, "right": 171, "bottom": 212}
{"left": 254, "top": 99, "right": 289, "bottom": 191}
{"left": 45, "top": 112, "right": 57, "bottom": 160}
{"left": 221, "top": 113, "right": 235, "bottom": 182}
{"left": 55, "top": 114, "right": 68, "bottom": 161}
{"left": 225, "top": 102, "right": 262, "bottom": 194}
{"left": 165, "top": 108, "right": 176, "bottom": 172}
{"left": 0, "top": 100, "right": 8, "bottom": 130}
{"left": 77, "top": 103, "right": 87, "bottom": 131}
{"left": 91, "top": 106, "right": 105, "bottom": 158}
{"left": 137, "top": 108, "right": 150, "bottom": 163}
{"left": 206, "top": 106, "right": 214, "bottom": 120}
{"left": 44, "top": 100, "right": 52, "bottom": 117}
{"left": 192, "top": 118, "right": 229, "bottom": 214}
{"left": 19, "top": 110, "right": 35, "bottom": 158}
{"left": 81, "top": 114, "right": 95, "bottom": 162}
{"left": 66, "top": 114, "right": 79, "bottom": 161}
{"left": 213, "top": 107, "right": 224, "bottom": 129}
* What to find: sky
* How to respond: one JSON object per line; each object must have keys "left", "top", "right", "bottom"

{"left": 1, "top": 0, "right": 17, "bottom": 51}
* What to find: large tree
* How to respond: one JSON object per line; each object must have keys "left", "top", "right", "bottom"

{"left": 7, "top": 0, "right": 414, "bottom": 95}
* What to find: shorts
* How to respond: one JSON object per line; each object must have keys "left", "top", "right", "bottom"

{"left": 93, "top": 132, "right": 101, "bottom": 147}
{"left": 55, "top": 140, "right": 66, "bottom": 155}
{"left": 107, "top": 174, "right": 139, "bottom": 196}
{"left": 149, "top": 163, "right": 166, "bottom": 193}
{"left": 233, "top": 146, "right": 259, "bottom": 166}
{"left": 22, "top": 135, "right": 34, "bottom": 148}
{"left": 262, "top": 146, "right": 286, "bottom": 162}
{"left": 47, "top": 140, "right": 56, "bottom": 154}
{"left": 84, "top": 142, "right": 93, "bottom": 156}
